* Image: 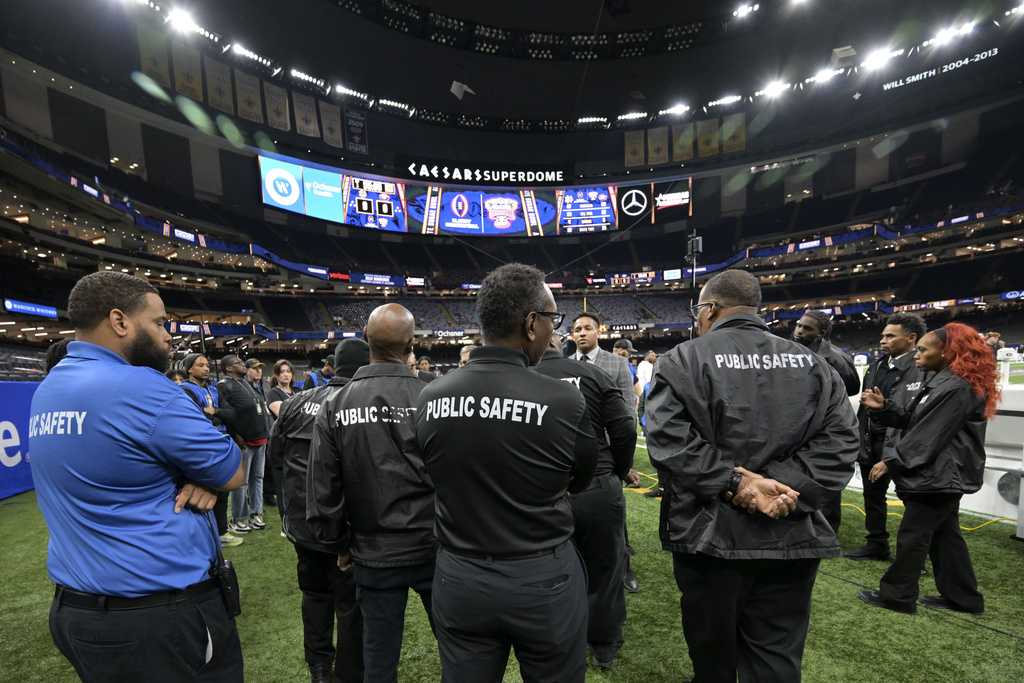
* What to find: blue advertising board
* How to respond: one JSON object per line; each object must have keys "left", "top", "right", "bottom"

{"left": 4, "top": 298, "right": 58, "bottom": 319}
{"left": 0, "top": 381, "right": 39, "bottom": 500}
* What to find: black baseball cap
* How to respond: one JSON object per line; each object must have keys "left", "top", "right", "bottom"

{"left": 613, "top": 338, "right": 639, "bottom": 356}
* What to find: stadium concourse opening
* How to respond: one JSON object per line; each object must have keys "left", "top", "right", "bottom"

{"left": 1, "top": 0, "right": 1024, "bottom": 680}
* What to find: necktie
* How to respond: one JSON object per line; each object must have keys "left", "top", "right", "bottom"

{"left": 580, "top": 355, "right": 589, "bottom": 363}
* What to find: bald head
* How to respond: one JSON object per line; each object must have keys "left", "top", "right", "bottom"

{"left": 366, "top": 303, "right": 415, "bottom": 363}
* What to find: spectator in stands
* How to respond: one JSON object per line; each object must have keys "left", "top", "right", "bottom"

{"left": 165, "top": 368, "right": 187, "bottom": 384}
{"left": 218, "top": 354, "right": 271, "bottom": 535}
{"left": 459, "top": 345, "right": 478, "bottom": 368}
{"left": 305, "top": 357, "right": 335, "bottom": 389}
{"left": 637, "top": 351, "right": 657, "bottom": 390}
{"left": 181, "top": 353, "right": 243, "bottom": 548}
{"left": 858, "top": 322, "right": 997, "bottom": 615}
{"left": 44, "top": 338, "right": 71, "bottom": 373}
{"left": 793, "top": 310, "right": 861, "bottom": 532}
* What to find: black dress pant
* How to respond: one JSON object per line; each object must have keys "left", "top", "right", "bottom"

{"left": 673, "top": 553, "right": 820, "bottom": 683}
{"left": 879, "top": 493, "right": 984, "bottom": 611}
{"left": 49, "top": 581, "right": 243, "bottom": 683}
{"left": 213, "top": 495, "right": 229, "bottom": 536}
{"left": 822, "top": 490, "right": 842, "bottom": 535}
{"left": 859, "top": 435, "right": 892, "bottom": 549}
{"left": 294, "top": 544, "right": 364, "bottom": 681}
{"left": 352, "top": 561, "right": 436, "bottom": 683}
{"left": 433, "top": 541, "right": 588, "bottom": 683}
{"left": 571, "top": 473, "right": 626, "bottom": 660}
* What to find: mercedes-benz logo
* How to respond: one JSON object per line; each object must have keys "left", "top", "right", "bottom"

{"left": 621, "top": 188, "right": 648, "bottom": 217}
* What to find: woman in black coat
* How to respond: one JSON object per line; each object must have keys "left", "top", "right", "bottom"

{"left": 857, "top": 322, "right": 999, "bottom": 615}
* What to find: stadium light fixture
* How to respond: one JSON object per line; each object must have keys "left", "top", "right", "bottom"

{"left": 733, "top": 4, "right": 760, "bottom": 19}
{"left": 658, "top": 103, "right": 690, "bottom": 116}
{"left": 577, "top": 116, "right": 609, "bottom": 126}
{"left": 379, "top": 98, "right": 414, "bottom": 116}
{"left": 861, "top": 47, "right": 903, "bottom": 71}
{"left": 805, "top": 67, "right": 842, "bottom": 84}
{"left": 926, "top": 21, "right": 976, "bottom": 47}
{"left": 708, "top": 95, "right": 742, "bottom": 107}
{"left": 231, "top": 43, "right": 272, "bottom": 68}
{"left": 335, "top": 84, "right": 370, "bottom": 102}
{"left": 166, "top": 7, "right": 218, "bottom": 41}
{"left": 290, "top": 68, "right": 326, "bottom": 89}
{"left": 756, "top": 80, "right": 789, "bottom": 98}
{"left": 1006, "top": 4, "right": 1023, "bottom": 17}
{"left": 617, "top": 112, "right": 648, "bottom": 121}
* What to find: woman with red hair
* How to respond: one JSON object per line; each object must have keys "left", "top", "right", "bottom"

{"left": 857, "top": 322, "right": 998, "bottom": 615}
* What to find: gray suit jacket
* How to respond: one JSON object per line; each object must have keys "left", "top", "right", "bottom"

{"left": 588, "top": 348, "right": 636, "bottom": 418}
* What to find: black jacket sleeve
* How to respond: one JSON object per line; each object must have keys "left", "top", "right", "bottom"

{"left": 829, "top": 351, "right": 861, "bottom": 397}
{"left": 882, "top": 385, "right": 974, "bottom": 472}
{"left": 266, "top": 403, "right": 289, "bottom": 479}
{"left": 214, "top": 380, "right": 242, "bottom": 435}
{"left": 761, "top": 366, "right": 859, "bottom": 512}
{"left": 599, "top": 379, "right": 638, "bottom": 480}
{"left": 645, "top": 350, "right": 732, "bottom": 500}
{"left": 868, "top": 398, "right": 912, "bottom": 429}
{"left": 305, "top": 402, "right": 349, "bottom": 553}
{"left": 568, "top": 405, "right": 598, "bottom": 494}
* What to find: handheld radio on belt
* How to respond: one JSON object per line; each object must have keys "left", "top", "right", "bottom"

{"left": 204, "top": 514, "right": 242, "bottom": 617}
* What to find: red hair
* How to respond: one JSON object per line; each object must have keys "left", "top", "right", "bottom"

{"left": 936, "top": 322, "right": 1000, "bottom": 419}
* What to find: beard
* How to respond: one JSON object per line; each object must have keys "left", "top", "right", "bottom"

{"left": 125, "top": 332, "right": 170, "bottom": 372}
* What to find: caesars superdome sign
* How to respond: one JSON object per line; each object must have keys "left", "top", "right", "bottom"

{"left": 398, "top": 157, "right": 571, "bottom": 187}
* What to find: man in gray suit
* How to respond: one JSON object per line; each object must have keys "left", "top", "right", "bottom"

{"left": 571, "top": 313, "right": 635, "bottom": 413}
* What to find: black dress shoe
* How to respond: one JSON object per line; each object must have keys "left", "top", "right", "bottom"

{"left": 643, "top": 487, "right": 663, "bottom": 498}
{"left": 623, "top": 568, "right": 639, "bottom": 593}
{"left": 920, "top": 595, "right": 984, "bottom": 614}
{"left": 858, "top": 590, "right": 916, "bottom": 614}
{"left": 843, "top": 545, "right": 892, "bottom": 561}
{"left": 309, "top": 663, "right": 332, "bottom": 683}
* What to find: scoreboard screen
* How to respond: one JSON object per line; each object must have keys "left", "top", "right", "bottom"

{"left": 342, "top": 174, "right": 408, "bottom": 233}
{"left": 408, "top": 187, "right": 557, "bottom": 236}
{"left": 556, "top": 186, "right": 618, "bottom": 234}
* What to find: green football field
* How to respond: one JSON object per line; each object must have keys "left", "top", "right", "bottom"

{"left": 2, "top": 442, "right": 1023, "bottom": 682}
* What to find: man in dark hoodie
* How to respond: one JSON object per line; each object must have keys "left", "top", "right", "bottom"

{"left": 268, "top": 339, "right": 370, "bottom": 683}
{"left": 308, "top": 304, "right": 436, "bottom": 683}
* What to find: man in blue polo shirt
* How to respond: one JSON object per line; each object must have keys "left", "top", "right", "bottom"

{"left": 30, "top": 271, "right": 246, "bottom": 682}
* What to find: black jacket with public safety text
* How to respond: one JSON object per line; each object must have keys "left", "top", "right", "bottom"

{"left": 871, "top": 367, "right": 988, "bottom": 495}
{"left": 306, "top": 363, "right": 435, "bottom": 567}
{"left": 534, "top": 350, "right": 636, "bottom": 480}
{"left": 267, "top": 378, "right": 343, "bottom": 554}
{"left": 415, "top": 346, "right": 598, "bottom": 557}
{"left": 645, "top": 314, "right": 859, "bottom": 560}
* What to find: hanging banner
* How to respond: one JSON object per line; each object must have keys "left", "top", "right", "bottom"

{"left": 672, "top": 122, "right": 695, "bottom": 162}
{"left": 234, "top": 69, "right": 263, "bottom": 124}
{"left": 318, "top": 100, "right": 344, "bottom": 148}
{"left": 697, "top": 118, "right": 721, "bottom": 158}
{"left": 292, "top": 91, "right": 320, "bottom": 138}
{"left": 345, "top": 109, "right": 368, "bottom": 154}
{"left": 0, "top": 381, "right": 39, "bottom": 500}
{"left": 136, "top": 24, "right": 171, "bottom": 88}
{"left": 646, "top": 126, "right": 669, "bottom": 166}
{"left": 171, "top": 40, "right": 204, "bottom": 102}
{"left": 624, "top": 129, "right": 645, "bottom": 167}
{"left": 264, "top": 81, "right": 291, "bottom": 131}
{"left": 722, "top": 112, "right": 747, "bottom": 154}
{"left": 204, "top": 57, "right": 234, "bottom": 114}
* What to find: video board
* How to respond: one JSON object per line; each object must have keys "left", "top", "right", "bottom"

{"left": 258, "top": 151, "right": 691, "bottom": 237}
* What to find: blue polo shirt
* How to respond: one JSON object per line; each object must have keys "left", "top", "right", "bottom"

{"left": 30, "top": 341, "right": 241, "bottom": 597}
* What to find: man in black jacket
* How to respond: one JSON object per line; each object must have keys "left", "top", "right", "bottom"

{"left": 793, "top": 309, "right": 862, "bottom": 532}
{"left": 535, "top": 337, "right": 637, "bottom": 670}
{"left": 415, "top": 263, "right": 597, "bottom": 683}
{"left": 218, "top": 354, "right": 271, "bottom": 534}
{"left": 307, "top": 304, "right": 436, "bottom": 683}
{"left": 844, "top": 313, "right": 926, "bottom": 561}
{"left": 646, "top": 270, "right": 859, "bottom": 683}
{"left": 268, "top": 339, "right": 369, "bottom": 683}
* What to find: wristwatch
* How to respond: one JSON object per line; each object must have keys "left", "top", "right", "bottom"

{"left": 722, "top": 470, "right": 743, "bottom": 502}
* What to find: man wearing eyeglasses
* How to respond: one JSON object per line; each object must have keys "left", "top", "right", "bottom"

{"left": 415, "top": 263, "right": 597, "bottom": 683}
{"left": 646, "top": 269, "right": 859, "bottom": 683}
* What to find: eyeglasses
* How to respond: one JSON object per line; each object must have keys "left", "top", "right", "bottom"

{"left": 689, "top": 302, "right": 716, "bottom": 319}
{"left": 533, "top": 311, "right": 566, "bottom": 328}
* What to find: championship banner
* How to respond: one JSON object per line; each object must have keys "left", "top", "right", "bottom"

{"left": 292, "top": 91, "right": 320, "bottom": 138}
{"left": 136, "top": 23, "right": 171, "bottom": 88}
{"left": 697, "top": 118, "right": 721, "bottom": 158}
{"left": 624, "top": 129, "right": 645, "bottom": 167}
{"left": 204, "top": 57, "right": 234, "bottom": 114}
{"left": 0, "top": 381, "right": 39, "bottom": 500}
{"left": 646, "top": 126, "right": 669, "bottom": 166}
{"left": 171, "top": 40, "right": 203, "bottom": 102}
{"left": 344, "top": 109, "right": 368, "bottom": 154}
{"left": 264, "top": 81, "right": 291, "bottom": 132}
{"left": 318, "top": 100, "right": 344, "bottom": 148}
{"left": 722, "top": 113, "right": 747, "bottom": 154}
{"left": 672, "top": 122, "right": 695, "bottom": 162}
{"left": 234, "top": 69, "right": 263, "bottom": 123}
